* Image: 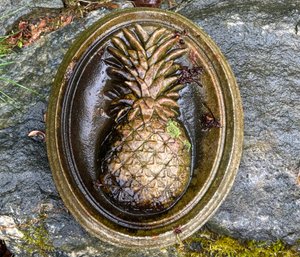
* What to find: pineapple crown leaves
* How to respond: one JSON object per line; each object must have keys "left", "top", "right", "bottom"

{"left": 105, "top": 24, "right": 188, "bottom": 123}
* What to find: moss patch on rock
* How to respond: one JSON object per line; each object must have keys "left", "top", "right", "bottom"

{"left": 17, "top": 212, "right": 54, "bottom": 257}
{"left": 167, "top": 120, "right": 182, "bottom": 138}
{"left": 175, "top": 228, "right": 300, "bottom": 257}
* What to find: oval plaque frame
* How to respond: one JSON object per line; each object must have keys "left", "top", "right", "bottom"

{"left": 46, "top": 8, "right": 243, "bottom": 248}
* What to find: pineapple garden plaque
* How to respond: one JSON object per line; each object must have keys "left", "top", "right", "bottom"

{"left": 47, "top": 8, "right": 243, "bottom": 248}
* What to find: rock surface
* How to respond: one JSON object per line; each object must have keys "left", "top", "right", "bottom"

{"left": 0, "top": 0, "right": 299, "bottom": 256}
{"left": 0, "top": 0, "right": 64, "bottom": 34}
{"left": 180, "top": 0, "right": 300, "bottom": 245}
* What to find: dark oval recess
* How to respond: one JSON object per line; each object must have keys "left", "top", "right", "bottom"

{"left": 62, "top": 24, "right": 220, "bottom": 229}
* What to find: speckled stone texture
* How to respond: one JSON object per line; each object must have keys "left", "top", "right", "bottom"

{"left": 0, "top": 0, "right": 299, "bottom": 256}
{"left": 179, "top": 0, "right": 300, "bottom": 244}
{"left": 0, "top": 0, "right": 64, "bottom": 34}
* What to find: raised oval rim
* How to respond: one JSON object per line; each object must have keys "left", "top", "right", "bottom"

{"left": 46, "top": 8, "right": 244, "bottom": 248}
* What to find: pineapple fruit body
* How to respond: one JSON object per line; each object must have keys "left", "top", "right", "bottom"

{"left": 101, "top": 117, "right": 190, "bottom": 212}
{"left": 99, "top": 24, "right": 192, "bottom": 213}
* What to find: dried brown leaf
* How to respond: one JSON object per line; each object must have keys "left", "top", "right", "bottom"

{"left": 18, "top": 21, "right": 28, "bottom": 30}
{"left": 38, "top": 19, "right": 47, "bottom": 29}
{"left": 62, "top": 15, "right": 73, "bottom": 26}
{"left": 28, "top": 130, "right": 46, "bottom": 143}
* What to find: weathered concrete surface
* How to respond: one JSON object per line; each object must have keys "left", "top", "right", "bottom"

{"left": 0, "top": 0, "right": 299, "bottom": 256}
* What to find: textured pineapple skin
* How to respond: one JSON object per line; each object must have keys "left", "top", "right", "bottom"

{"left": 100, "top": 117, "right": 191, "bottom": 213}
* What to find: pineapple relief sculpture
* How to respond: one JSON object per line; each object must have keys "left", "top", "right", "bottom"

{"left": 99, "top": 24, "right": 198, "bottom": 213}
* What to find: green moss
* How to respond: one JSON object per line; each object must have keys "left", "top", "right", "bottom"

{"left": 183, "top": 140, "right": 191, "bottom": 151}
{"left": 175, "top": 228, "right": 300, "bottom": 257}
{"left": 0, "top": 36, "right": 12, "bottom": 55}
{"left": 17, "top": 213, "right": 54, "bottom": 257}
{"left": 167, "top": 120, "right": 181, "bottom": 138}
